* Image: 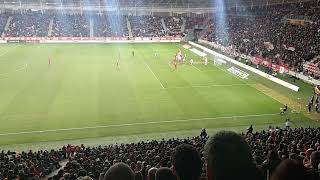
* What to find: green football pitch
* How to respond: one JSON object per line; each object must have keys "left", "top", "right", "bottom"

{"left": 0, "top": 43, "right": 318, "bottom": 146}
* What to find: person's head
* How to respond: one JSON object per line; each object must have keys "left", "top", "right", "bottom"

{"left": 271, "top": 159, "right": 306, "bottom": 180}
{"left": 268, "top": 150, "right": 280, "bottom": 163}
{"left": 78, "top": 176, "right": 93, "bottom": 180}
{"left": 78, "top": 169, "right": 87, "bottom": 177}
{"left": 204, "top": 131, "right": 261, "bottom": 180}
{"left": 155, "top": 167, "right": 176, "bottom": 180}
{"left": 103, "top": 162, "right": 135, "bottom": 180}
{"left": 148, "top": 167, "right": 158, "bottom": 180}
{"left": 63, "top": 173, "right": 71, "bottom": 180}
{"left": 310, "top": 151, "right": 320, "bottom": 169}
{"left": 135, "top": 171, "right": 143, "bottom": 180}
{"left": 171, "top": 144, "right": 202, "bottom": 180}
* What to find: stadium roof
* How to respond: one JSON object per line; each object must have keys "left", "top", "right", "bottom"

{"left": 0, "top": 0, "right": 312, "bottom": 8}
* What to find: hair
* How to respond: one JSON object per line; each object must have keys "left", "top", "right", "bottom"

{"left": 148, "top": 167, "right": 158, "bottom": 180}
{"left": 310, "top": 151, "right": 320, "bottom": 169}
{"left": 204, "top": 131, "right": 261, "bottom": 180}
{"left": 103, "top": 163, "right": 135, "bottom": 180}
{"left": 135, "top": 171, "right": 143, "bottom": 180}
{"left": 81, "top": 176, "right": 93, "bottom": 180}
{"left": 171, "top": 144, "right": 202, "bottom": 180}
{"left": 271, "top": 159, "right": 306, "bottom": 180}
{"left": 155, "top": 167, "right": 177, "bottom": 180}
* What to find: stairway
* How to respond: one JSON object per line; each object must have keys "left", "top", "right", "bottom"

{"left": 90, "top": 18, "right": 94, "bottom": 37}
{"left": 161, "top": 18, "right": 167, "bottom": 34}
{"left": 47, "top": 18, "right": 54, "bottom": 37}
{"left": 2, "top": 16, "right": 12, "bottom": 37}
{"left": 181, "top": 17, "right": 186, "bottom": 33}
{"left": 126, "top": 17, "right": 133, "bottom": 38}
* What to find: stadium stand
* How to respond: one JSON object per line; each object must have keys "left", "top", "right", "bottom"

{"left": 92, "top": 14, "right": 128, "bottom": 37}
{"left": 0, "top": 148, "right": 63, "bottom": 179}
{"left": 130, "top": 16, "right": 165, "bottom": 37}
{"left": 0, "top": 12, "right": 9, "bottom": 36}
{"left": 164, "top": 16, "right": 183, "bottom": 36}
{"left": 51, "top": 14, "right": 90, "bottom": 37}
{"left": 199, "top": 2, "right": 320, "bottom": 78}
{"left": 2, "top": 127, "right": 320, "bottom": 180}
{"left": 5, "top": 11, "right": 50, "bottom": 37}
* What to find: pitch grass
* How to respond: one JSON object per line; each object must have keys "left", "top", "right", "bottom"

{"left": 0, "top": 43, "right": 317, "bottom": 146}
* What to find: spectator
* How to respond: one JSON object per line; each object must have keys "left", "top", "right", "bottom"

{"left": 200, "top": 128, "right": 208, "bottom": 140}
{"left": 103, "top": 163, "right": 134, "bottom": 180}
{"left": 135, "top": 171, "right": 143, "bottom": 180}
{"left": 310, "top": 151, "right": 320, "bottom": 170}
{"left": 155, "top": 167, "right": 177, "bottom": 180}
{"left": 271, "top": 159, "right": 307, "bottom": 180}
{"left": 171, "top": 144, "right": 202, "bottom": 180}
{"left": 262, "top": 150, "right": 282, "bottom": 177}
{"left": 204, "top": 131, "right": 262, "bottom": 180}
{"left": 148, "top": 167, "right": 158, "bottom": 180}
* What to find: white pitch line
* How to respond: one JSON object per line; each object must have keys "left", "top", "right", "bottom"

{"left": 0, "top": 45, "right": 20, "bottom": 58}
{"left": 0, "top": 48, "right": 9, "bottom": 57}
{"left": 165, "top": 83, "right": 255, "bottom": 89}
{"left": 0, "top": 113, "right": 280, "bottom": 136}
{"left": 191, "top": 64, "right": 201, "bottom": 71}
{"left": 143, "top": 60, "right": 165, "bottom": 89}
{"left": 0, "top": 64, "right": 28, "bottom": 78}
{"left": 201, "top": 69, "right": 221, "bottom": 72}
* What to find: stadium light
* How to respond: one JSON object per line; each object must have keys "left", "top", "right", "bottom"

{"left": 213, "top": 0, "right": 229, "bottom": 45}
{"left": 102, "top": 0, "right": 125, "bottom": 37}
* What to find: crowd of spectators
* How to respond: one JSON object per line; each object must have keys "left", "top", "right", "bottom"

{"left": 185, "top": 17, "right": 206, "bottom": 31}
{"left": 0, "top": 13, "right": 10, "bottom": 36}
{"left": 200, "top": 2, "right": 320, "bottom": 75}
{"left": 2, "top": 127, "right": 320, "bottom": 180}
{"left": 0, "top": 148, "right": 63, "bottom": 179}
{"left": 285, "top": 1, "right": 320, "bottom": 21}
{"left": 164, "top": 16, "right": 183, "bottom": 36}
{"left": 92, "top": 14, "right": 128, "bottom": 37}
{"left": 5, "top": 11, "right": 51, "bottom": 37}
{"left": 130, "top": 16, "right": 165, "bottom": 37}
{"left": 51, "top": 14, "right": 90, "bottom": 37}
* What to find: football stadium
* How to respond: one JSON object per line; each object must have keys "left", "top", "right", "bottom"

{"left": 0, "top": 0, "right": 320, "bottom": 179}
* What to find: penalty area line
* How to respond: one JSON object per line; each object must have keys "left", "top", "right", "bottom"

{"left": 143, "top": 60, "right": 165, "bottom": 89}
{"left": 0, "top": 63, "right": 28, "bottom": 78}
{"left": 0, "top": 113, "right": 281, "bottom": 136}
{"left": 0, "top": 45, "right": 20, "bottom": 58}
{"left": 191, "top": 64, "right": 201, "bottom": 71}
